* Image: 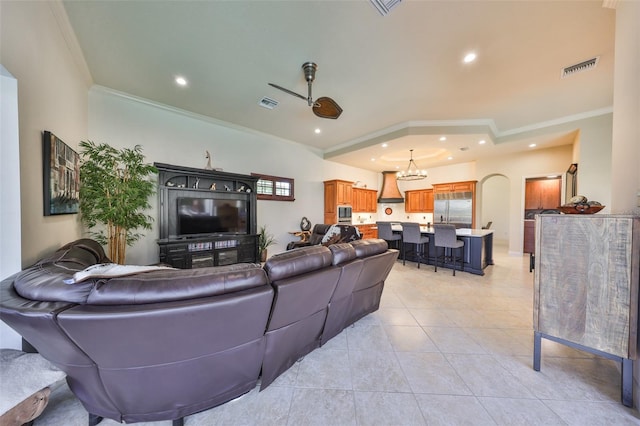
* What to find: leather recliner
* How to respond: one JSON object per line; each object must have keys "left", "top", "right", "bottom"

{"left": 0, "top": 239, "right": 274, "bottom": 424}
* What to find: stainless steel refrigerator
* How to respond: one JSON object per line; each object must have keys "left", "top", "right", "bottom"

{"left": 434, "top": 192, "right": 473, "bottom": 228}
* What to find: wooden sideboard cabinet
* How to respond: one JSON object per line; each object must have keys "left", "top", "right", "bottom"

{"left": 533, "top": 214, "right": 640, "bottom": 407}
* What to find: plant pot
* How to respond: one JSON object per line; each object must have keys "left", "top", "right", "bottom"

{"left": 260, "top": 249, "right": 267, "bottom": 262}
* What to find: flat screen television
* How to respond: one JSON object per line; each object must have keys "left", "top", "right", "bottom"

{"left": 177, "top": 197, "right": 248, "bottom": 237}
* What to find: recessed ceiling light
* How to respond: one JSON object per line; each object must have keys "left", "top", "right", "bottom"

{"left": 463, "top": 52, "right": 477, "bottom": 63}
{"left": 478, "top": 139, "right": 486, "bottom": 145}
{"left": 175, "top": 76, "right": 188, "bottom": 86}
{"left": 371, "top": 158, "right": 376, "bottom": 162}
{"left": 439, "top": 136, "right": 447, "bottom": 141}
{"left": 447, "top": 156, "right": 453, "bottom": 160}
{"left": 529, "top": 143, "right": 537, "bottom": 148}
{"left": 314, "top": 128, "right": 321, "bottom": 134}
{"left": 381, "top": 143, "right": 388, "bottom": 148}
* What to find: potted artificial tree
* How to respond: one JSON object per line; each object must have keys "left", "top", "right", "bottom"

{"left": 258, "top": 225, "right": 277, "bottom": 262}
{"left": 78, "top": 141, "right": 157, "bottom": 264}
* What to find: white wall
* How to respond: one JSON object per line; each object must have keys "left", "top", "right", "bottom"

{"left": 609, "top": 0, "right": 640, "bottom": 409}
{"left": 0, "top": 1, "right": 90, "bottom": 267}
{"left": 0, "top": 67, "right": 23, "bottom": 349}
{"left": 88, "top": 88, "right": 379, "bottom": 264}
{"left": 476, "top": 144, "right": 573, "bottom": 254}
{"left": 480, "top": 175, "right": 510, "bottom": 243}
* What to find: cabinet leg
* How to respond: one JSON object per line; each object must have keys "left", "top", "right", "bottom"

{"left": 622, "top": 358, "right": 633, "bottom": 407}
{"left": 533, "top": 332, "right": 541, "bottom": 371}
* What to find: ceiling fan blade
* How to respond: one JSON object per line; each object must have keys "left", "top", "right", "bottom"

{"left": 268, "top": 83, "right": 308, "bottom": 102}
{"left": 313, "top": 97, "right": 343, "bottom": 119}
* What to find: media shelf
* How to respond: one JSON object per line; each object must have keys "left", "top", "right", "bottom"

{"left": 155, "top": 163, "right": 259, "bottom": 268}
{"left": 158, "top": 234, "right": 259, "bottom": 269}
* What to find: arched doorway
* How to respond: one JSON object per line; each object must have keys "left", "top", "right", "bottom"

{"left": 478, "top": 174, "right": 509, "bottom": 245}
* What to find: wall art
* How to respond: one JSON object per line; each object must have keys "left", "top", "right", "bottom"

{"left": 43, "top": 131, "right": 79, "bottom": 215}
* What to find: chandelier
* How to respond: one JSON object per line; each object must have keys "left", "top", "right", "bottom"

{"left": 396, "top": 149, "right": 427, "bottom": 181}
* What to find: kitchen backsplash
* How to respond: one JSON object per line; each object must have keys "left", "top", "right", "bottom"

{"left": 353, "top": 209, "right": 434, "bottom": 225}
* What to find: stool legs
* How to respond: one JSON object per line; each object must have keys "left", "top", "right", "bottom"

{"left": 434, "top": 246, "right": 462, "bottom": 275}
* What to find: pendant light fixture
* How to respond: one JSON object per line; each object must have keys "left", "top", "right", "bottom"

{"left": 396, "top": 149, "right": 427, "bottom": 181}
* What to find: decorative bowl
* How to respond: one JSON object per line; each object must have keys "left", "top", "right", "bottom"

{"left": 558, "top": 205, "right": 605, "bottom": 214}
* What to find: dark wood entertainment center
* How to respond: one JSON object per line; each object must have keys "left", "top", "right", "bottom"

{"left": 155, "top": 163, "right": 259, "bottom": 268}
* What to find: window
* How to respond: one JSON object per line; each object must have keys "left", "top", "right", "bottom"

{"left": 252, "top": 173, "right": 295, "bottom": 201}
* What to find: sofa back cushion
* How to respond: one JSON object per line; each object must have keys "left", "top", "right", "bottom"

{"left": 13, "top": 239, "right": 269, "bottom": 305}
{"left": 263, "top": 245, "right": 332, "bottom": 281}
{"left": 350, "top": 239, "right": 388, "bottom": 258}
{"left": 86, "top": 264, "right": 268, "bottom": 305}
{"left": 329, "top": 243, "right": 357, "bottom": 266}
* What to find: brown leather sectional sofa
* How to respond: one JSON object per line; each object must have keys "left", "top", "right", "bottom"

{"left": 0, "top": 238, "right": 398, "bottom": 425}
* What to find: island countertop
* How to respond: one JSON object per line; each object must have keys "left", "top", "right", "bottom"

{"left": 391, "top": 224, "right": 494, "bottom": 238}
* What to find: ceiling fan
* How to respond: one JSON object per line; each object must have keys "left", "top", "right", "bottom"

{"left": 268, "top": 62, "right": 343, "bottom": 119}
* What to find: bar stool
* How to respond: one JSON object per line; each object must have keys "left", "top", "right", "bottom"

{"left": 401, "top": 222, "right": 429, "bottom": 268}
{"left": 376, "top": 221, "right": 402, "bottom": 252}
{"left": 433, "top": 224, "right": 464, "bottom": 276}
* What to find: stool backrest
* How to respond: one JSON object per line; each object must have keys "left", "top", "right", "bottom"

{"left": 401, "top": 222, "right": 422, "bottom": 244}
{"left": 376, "top": 222, "right": 395, "bottom": 240}
{"left": 433, "top": 224, "right": 459, "bottom": 247}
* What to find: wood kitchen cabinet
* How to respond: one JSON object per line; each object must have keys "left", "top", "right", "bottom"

{"left": 525, "top": 178, "right": 561, "bottom": 210}
{"left": 405, "top": 189, "right": 434, "bottom": 213}
{"left": 356, "top": 223, "right": 378, "bottom": 239}
{"left": 432, "top": 181, "right": 476, "bottom": 194}
{"left": 353, "top": 188, "right": 378, "bottom": 213}
{"left": 324, "top": 179, "right": 353, "bottom": 223}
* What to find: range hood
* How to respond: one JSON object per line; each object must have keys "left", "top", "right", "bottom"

{"left": 378, "top": 171, "right": 404, "bottom": 203}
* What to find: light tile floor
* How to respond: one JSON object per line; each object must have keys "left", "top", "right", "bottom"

{"left": 35, "top": 243, "right": 640, "bottom": 425}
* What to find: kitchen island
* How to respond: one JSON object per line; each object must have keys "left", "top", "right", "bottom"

{"left": 390, "top": 225, "right": 493, "bottom": 275}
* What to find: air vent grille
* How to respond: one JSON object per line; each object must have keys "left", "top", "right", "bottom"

{"left": 370, "top": 0, "right": 402, "bottom": 16}
{"left": 259, "top": 97, "right": 279, "bottom": 109}
{"left": 561, "top": 57, "right": 599, "bottom": 79}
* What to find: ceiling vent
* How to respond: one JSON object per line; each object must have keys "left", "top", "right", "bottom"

{"left": 370, "top": 0, "right": 402, "bottom": 16}
{"left": 561, "top": 57, "right": 599, "bottom": 79}
{"left": 259, "top": 97, "right": 279, "bottom": 109}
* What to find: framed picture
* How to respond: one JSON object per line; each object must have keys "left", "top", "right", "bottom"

{"left": 43, "top": 131, "right": 80, "bottom": 215}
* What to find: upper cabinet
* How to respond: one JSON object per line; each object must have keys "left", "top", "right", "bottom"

{"left": 432, "top": 180, "right": 476, "bottom": 194}
{"left": 324, "top": 180, "right": 353, "bottom": 223}
{"left": 353, "top": 188, "right": 377, "bottom": 213}
{"left": 525, "top": 178, "right": 561, "bottom": 210}
{"left": 405, "top": 189, "right": 434, "bottom": 213}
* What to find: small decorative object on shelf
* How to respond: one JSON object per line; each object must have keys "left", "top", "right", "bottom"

{"left": 210, "top": 183, "right": 216, "bottom": 190}
{"left": 224, "top": 185, "right": 231, "bottom": 191}
{"left": 558, "top": 195, "right": 604, "bottom": 214}
{"left": 238, "top": 185, "right": 245, "bottom": 192}
{"left": 300, "top": 217, "right": 311, "bottom": 231}
{"left": 193, "top": 177, "right": 200, "bottom": 189}
{"left": 204, "top": 150, "right": 213, "bottom": 170}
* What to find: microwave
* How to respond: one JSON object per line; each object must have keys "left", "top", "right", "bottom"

{"left": 337, "top": 205, "right": 352, "bottom": 223}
